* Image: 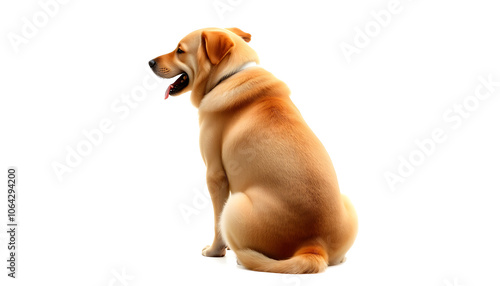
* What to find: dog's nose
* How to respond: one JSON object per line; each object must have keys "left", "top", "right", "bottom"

{"left": 148, "top": 59, "right": 156, "bottom": 68}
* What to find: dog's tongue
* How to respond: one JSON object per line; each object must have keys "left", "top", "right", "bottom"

{"left": 165, "top": 85, "right": 173, "bottom": 100}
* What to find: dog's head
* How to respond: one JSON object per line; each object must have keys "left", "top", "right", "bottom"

{"left": 149, "top": 27, "right": 259, "bottom": 106}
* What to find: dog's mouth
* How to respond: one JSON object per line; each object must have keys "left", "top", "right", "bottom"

{"left": 165, "top": 72, "right": 189, "bottom": 99}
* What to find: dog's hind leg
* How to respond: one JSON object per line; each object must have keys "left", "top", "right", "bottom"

{"left": 327, "top": 194, "right": 358, "bottom": 266}
{"left": 219, "top": 192, "right": 253, "bottom": 252}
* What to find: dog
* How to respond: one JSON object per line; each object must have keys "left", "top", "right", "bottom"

{"left": 149, "top": 27, "right": 358, "bottom": 274}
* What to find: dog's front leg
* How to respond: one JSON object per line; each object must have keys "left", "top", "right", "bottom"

{"left": 202, "top": 168, "right": 230, "bottom": 257}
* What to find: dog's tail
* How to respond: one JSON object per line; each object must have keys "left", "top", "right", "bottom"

{"left": 235, "top": 245, "right": 328, "bottom": 274}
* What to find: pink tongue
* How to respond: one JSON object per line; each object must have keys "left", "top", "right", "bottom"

{"left": 165, "top": 85, "right": 173, "bottom": 100}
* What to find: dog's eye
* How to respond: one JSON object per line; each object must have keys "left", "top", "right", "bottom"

{"left": 177, "top": 47, "right": 184, "bottom": 54}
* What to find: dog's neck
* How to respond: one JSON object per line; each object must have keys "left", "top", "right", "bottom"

{"left": 211, "top": 61, "right": 258, "bottom": 92}
{"left": 238, "top": 61, "right": 258, "bottom": 70}
{"left": 198, "top": 66, "right": 291, "bottom": 113}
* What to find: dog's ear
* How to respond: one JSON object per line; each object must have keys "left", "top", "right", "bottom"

{"left": 202, "top": 30, "right": 235, "bottom": 65}
{"left": 225, "top": 27, "right": 251, "bottom": 43}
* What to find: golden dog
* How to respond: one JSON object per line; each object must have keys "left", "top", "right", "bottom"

{"left": 149, "top": 27, "right": 357, "bottom": 274}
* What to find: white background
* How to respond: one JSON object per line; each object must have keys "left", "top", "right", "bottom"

{"left": 1, "top": 0, "right": 500, "bottom": 285}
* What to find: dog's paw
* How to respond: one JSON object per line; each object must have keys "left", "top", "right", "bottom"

{"left": 202, "top": 245, "right": 226, "bottom": 257}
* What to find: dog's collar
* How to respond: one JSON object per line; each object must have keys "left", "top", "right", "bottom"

{"left": 211, "top": 61, "right": 258, "bottom": 92}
